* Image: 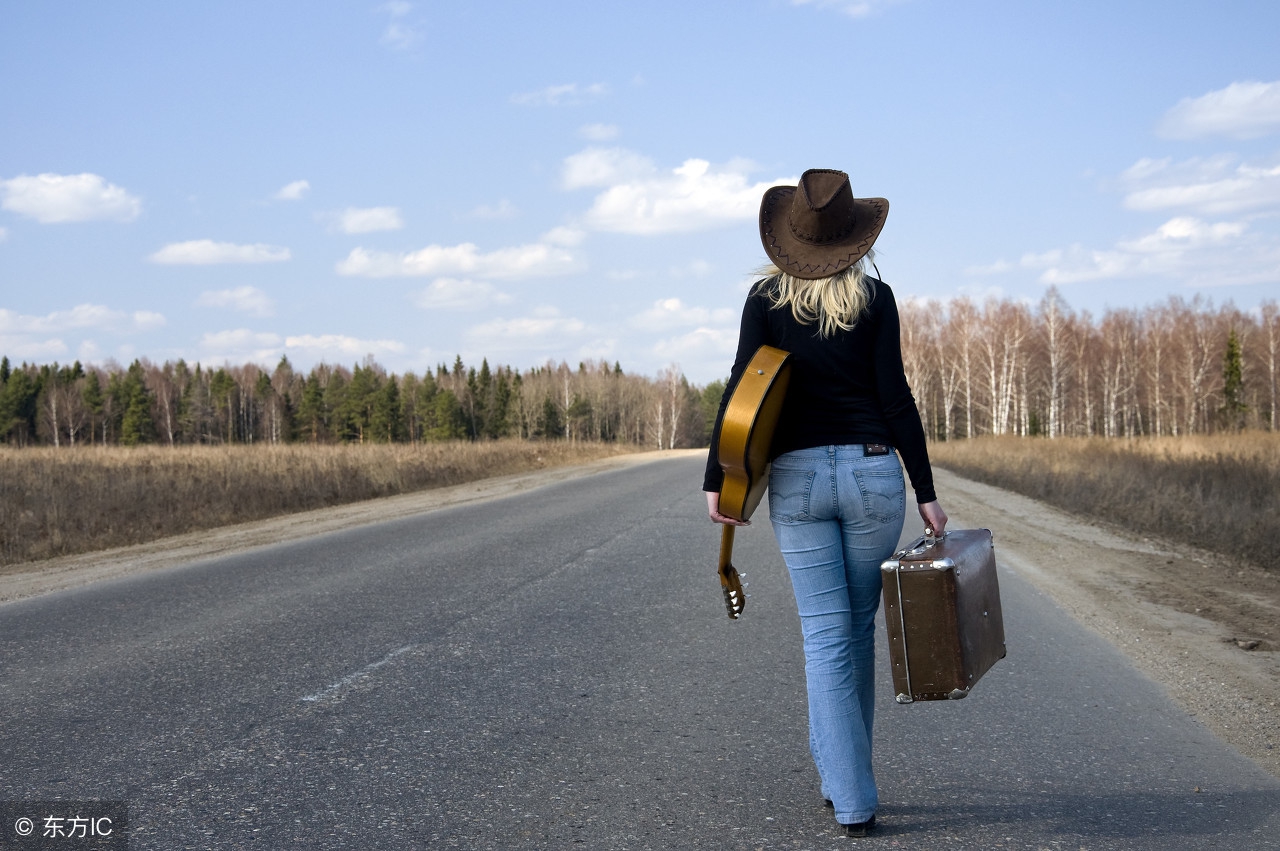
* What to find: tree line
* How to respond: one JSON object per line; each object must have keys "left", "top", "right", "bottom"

{"left": 4, "top": 289, "right": 1274, "bottom": 449}
{"left": 0, "top": 355, "right": 713, "bottom": 450}
{"left": 897, "top": 289, "right": 1278, "bottom": 438}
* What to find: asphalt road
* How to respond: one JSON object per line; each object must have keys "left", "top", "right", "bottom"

{"left": 1, "top": 455, "right": 1277, "bottom": 849}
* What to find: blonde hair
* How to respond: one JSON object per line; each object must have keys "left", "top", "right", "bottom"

{"left": 756, "top": 250, "right": 876, "bottom": 337}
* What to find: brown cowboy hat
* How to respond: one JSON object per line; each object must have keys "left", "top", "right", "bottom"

{"left": 758, "top": 169, "right": 888, "bottom": 279}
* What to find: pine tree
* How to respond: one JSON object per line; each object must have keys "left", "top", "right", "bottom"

{"left": 538, "top": 395, "right": 563, "bottom": 439}
{"left": 119, "top": 360, "right": 154, "bottom": 445}
{"left": 208, "top": 368, "right": 237, "bottom": 443}
{"left": 1221, "top": 328, "right": 1247, "bottom": 431}
{"left": 430, "top": 389, "right": 466, "bottom": 440}
{"left": 490, "top": 369, "right": 512, "bottom": 438}
{"left": 370, "top": 376, "right": 403, "bottom": 442}
{"left": 297, "top": 374, "right": 327, "bottom": 443}
{"left": 82, "top": 371, "right": 104, "bottom": 445}
{"left": 0, "top": 363, "right": 22, "bottom": 443}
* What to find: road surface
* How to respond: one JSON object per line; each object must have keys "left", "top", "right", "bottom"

{"left": 1, "top": 454, "right": 1277, "bottom": 848}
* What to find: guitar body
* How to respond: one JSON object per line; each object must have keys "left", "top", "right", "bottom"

{"left": 717, "top": 345, "right": 792, "bottom": 522}
{"left": 713, "top": 345, "right": 792, "bottom": 619}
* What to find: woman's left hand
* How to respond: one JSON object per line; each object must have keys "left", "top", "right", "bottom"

{"left": 918, "top": 500, "right": 948, "bottom": 536}
{"left": 706, "top": 490, "right": 751, "bottom": 526}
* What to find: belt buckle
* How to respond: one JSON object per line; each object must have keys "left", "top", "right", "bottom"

{"left": 865, "top": 443, "right": 890, "bottom": 456}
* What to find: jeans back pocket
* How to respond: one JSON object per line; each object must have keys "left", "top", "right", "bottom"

{"left": 768, "top": 468, "right": 816, "bottom": 524}
{"left": 852, "top": 468, "right": 904, "bottom": 523}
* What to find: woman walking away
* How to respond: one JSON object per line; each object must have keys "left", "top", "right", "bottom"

{"left": 703, "top": 169, "right": 947, "bottom": 838}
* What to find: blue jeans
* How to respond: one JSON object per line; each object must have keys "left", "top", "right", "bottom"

{"left": 768, "top": 445, "right": 906, "bottom": 825}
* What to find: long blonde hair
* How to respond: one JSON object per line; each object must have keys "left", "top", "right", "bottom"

{"left": 756, "top": 250, "right": 876, "bottom": 337}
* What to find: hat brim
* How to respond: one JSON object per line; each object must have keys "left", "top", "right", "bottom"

{"left": 759, "top": 186, "right": 888, "bottom": 280}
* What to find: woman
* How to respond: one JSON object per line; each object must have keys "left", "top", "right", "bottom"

{"left": 703, "top": 169, "right": 947, "bottom": 838}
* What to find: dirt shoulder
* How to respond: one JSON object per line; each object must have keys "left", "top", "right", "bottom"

{"left": 934, "top": 466, "right": 1280, "bottom": 779}
{"left": 3, "top": 452, "right": 1275, "bottom": 777}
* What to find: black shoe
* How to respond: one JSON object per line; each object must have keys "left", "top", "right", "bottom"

{"left": 823, "top": 799, "right": 834, "bottom": 809}
{"left": 843, "top": 815, "right": 875, "bottom": 837}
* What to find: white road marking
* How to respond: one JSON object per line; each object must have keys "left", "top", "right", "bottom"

{"left": 299, "top": 643, "right": 416, "bottom": 703}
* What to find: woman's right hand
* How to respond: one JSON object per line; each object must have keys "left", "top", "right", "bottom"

{"left": 706, "top": 490, "right": 751, "bottom": 526}
{"left": 918, "top": 500, "right": 948, "bottom": 536}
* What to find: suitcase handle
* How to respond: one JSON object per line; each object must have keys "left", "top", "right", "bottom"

{"left": 904, "top": 529, "right": 947, "bottom": 556}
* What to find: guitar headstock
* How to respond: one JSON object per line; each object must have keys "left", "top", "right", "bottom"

{"left": 719, "top": 562, "right": 746, "bottom": 620}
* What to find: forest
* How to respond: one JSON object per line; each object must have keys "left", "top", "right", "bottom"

{"left": 896, "top": 288, "right": 1275, "bottom": 438}
{"left": 1, "top": 288, "right": 1277, "bottom": 449}
{"left": 0, "top": 354, "right": 708, "bottom": 450}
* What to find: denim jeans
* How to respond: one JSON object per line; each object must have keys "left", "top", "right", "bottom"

{"left": 768, "top": 445, "right": 906, "bottom": 825}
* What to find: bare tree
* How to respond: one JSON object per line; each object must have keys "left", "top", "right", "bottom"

{"left": 1037, "top": 287, "right": 1071, "bottom": 438}
{"left": 948, "top": 298, "right": 980, "bottom": 437}
{"left": 1262, "top": 300, "right": 1279, "bottom": 430}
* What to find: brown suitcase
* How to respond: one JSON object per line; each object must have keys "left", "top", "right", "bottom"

{"left": 880, "top": 529, "right": 1006, "bottom": 703}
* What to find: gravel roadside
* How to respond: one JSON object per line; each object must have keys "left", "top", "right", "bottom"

{"left": 933, "top": 465, "right": 1280, "bottom": 779}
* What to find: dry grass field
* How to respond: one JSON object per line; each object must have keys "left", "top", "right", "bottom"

{"left": 928, "top": 432, "right": 1279, "bottom": 567}
{"left": 0, "top": 441, "right": 643, "bottom": 566}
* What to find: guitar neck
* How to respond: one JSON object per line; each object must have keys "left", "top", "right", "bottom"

{"left": 718, "top": 524, "right": 736, "bottom": 574}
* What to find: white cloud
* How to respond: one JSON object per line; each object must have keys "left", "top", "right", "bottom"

{"left": 1158, "top": 80, "right": 1280, "bottom": 140}
{"left": 669, "top": 259, "right": 714, "bottom": 277}
{"left": 562, "top": 147, "right": 656, "bottom": 190}
{"left": 133, "top": 311, "right": 167, "bottom": 330}
{"left": 511, "top": 82, "right": 609, "bottom": 107}
{"left": 564, "top": 148, "right": 791, "bottom": 235}
{"left": 962, "top": 259, "right": 1014, "bottom": 277}
{"left": 632, "top": 298, "right": 736, "bottom": 332}
{"left": 467, "top": 307, "right": 587, "bottom": 348}
{"left": 541, "top": 225, "right": 585, "bottom": 247}
{"left": 579, "top": 123, "right": 620, "bottom": 141}
{"left": 334, "top": 206, "right": 404, "bottom": 234}
{"left": 1121, "top": 155, "right": 1280, "bottom": 216}
{"left": 198, "top": 329, "right": 284, "bottom": 363}
{"left": 953, "top": 284, "right": 1008, "bottom": 303}
{"left": 149, "top": 240, "right": 291, "bottom": 265}
{"left": 199, "top": 329, "right": 410, "bottom": 368}
{"left": 467, "top": 199, "right": 517, "bottom": 219}
{"left": 197, "top": 286, "right": 275, "bottom": 317}
{"left": 0, "top": 303, "right": 164, "bottom": 362}
{"left": 274, "top": 179, "right": 310, "bottom": 201}
{"left": 413, "top": 278, "right": 511, "bottom": 310}
{"left": 284, "top": 334, "right": 406, "bottom": 356}
{"left": 1117, "top": 216, "right": 1245, "bottom": 253}
{"left": 651, "top": 326, "right": 739, "bottom": 362}
{"left": 0, "top": 172, "right": 141, "bottom": 223}
{"left": 1016, "top": 216, "right": 1272, "bottom": 286}
{"left": 0, "top": 303, "right": 165, "bottom": 334}
{"left": 336, "top": 238, "right": 577, "bottom": 279}
{"left": 379, "top": 1, "right": 423, "bottom": 49}
{"left": 791, "top": 0, "right": 909, "bottom": 18}
{"left": 0, "top": 334, "right": 68, "bottom": 359}
{"left": 76, "top": 340, "right": 102, "bottom": 362}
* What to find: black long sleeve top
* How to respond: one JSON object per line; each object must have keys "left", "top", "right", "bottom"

{"left": 702, "top": 277, "right": 937, "bottom": 504}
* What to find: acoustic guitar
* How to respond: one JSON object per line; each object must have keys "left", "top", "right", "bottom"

{"left": 715, "top": 345, "right": 792, "bottom": 619}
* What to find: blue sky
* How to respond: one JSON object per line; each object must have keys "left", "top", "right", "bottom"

{"left": 2, "top": 0, "right": 1279, "bottom": 383}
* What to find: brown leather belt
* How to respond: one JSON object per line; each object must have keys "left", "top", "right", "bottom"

{"left": 865, "top": 443, "right": 891, "bottom": 456}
